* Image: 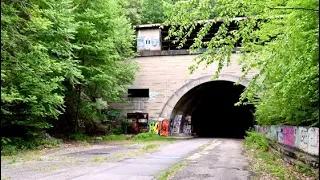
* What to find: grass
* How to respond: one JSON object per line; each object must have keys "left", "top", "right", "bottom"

{"left": 1, "top": 177, "right": 12, "bottom": 180}
{"left": 91, "top": 157, "right": 105, "bottom": 163}
{"left": 142, "top": 144, "right": 158, "bottom": 151}
{"left": 157, "top": 161, "right": 187, "bottom": 180}
{"left": 133, "top": 133, "right": 176, "bottom": 141}
{"left": 102, "top": 135, "right": 127, "bottom": 141}
{"left": 156, "top": 140, "right": 215, "bottom": 180}
{"left": 105, "top": 143, "right": 161, "bottom": 161}
{"left": 244, "top": 130, "right": 317, "bottom": 180}
{"left": 1, "top": 133, "right": 175, "bottom": 165}
{"left": 1, "top": 137, "right": 61, "bottom": 156}
{"left": 69, "top": 132, "right": 175, "bottom": 143}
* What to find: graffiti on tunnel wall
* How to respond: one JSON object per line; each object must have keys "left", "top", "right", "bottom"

{"left": 255, "top": 125, "right": 319, "bottom": 156}
{"left": 137, "top": 36, "right": 160, "bottom": 51}
{"left": 148, "top": 120, "right": 169, "bottom": 136}
{"left": 172, "top": 115, "right": 182, "bottom": 134}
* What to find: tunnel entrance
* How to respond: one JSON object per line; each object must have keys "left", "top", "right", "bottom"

{"left": 170, "top": 80, "right": 255, "bottom": 139}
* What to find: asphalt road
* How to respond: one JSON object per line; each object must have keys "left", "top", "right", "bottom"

{"left": 171, "top": 138, "right": 252, "bottom": 180}
{"left": 1, "top": 138, "right": 252, "bottom": 180}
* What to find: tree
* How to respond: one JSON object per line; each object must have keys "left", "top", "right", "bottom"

{"left": 164, "top": 0, "right": 319, "bottom": 126}
{"left": 1, "top": 0, "right": 139, "bottom": 138}
{"left": 61, "top": 0, "right": 138, "bottom": 133}
{"left": 1, "top": 0, "right": 81, "bottom": 137}
{"left": 119, "top": 0, "right": 143, "bottom": 25}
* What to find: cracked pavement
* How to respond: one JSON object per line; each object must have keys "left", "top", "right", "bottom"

{"left": 170, "top": 138, "right": 252, "bottom": 180}
{"left": 1, "top": 138, "right": 252, "bottom": 180}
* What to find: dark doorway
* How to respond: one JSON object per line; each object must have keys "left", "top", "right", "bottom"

{"left": 171, "top": 80, "right": 255, "bottom": 138}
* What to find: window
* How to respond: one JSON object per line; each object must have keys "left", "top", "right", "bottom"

{"left": 128, "top": 89, "right": 149, "bottom": 98}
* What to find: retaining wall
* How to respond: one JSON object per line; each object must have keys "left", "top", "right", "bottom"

{"left": 254, "top": 125, "right": 319, "bottom": 156}
{"left": 254, "top": 125, "right": 319, "bottom": 173}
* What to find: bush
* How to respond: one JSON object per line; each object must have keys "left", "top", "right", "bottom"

{"left": 134, "top": 133, "right": 174, "bottom": 141}
{"left": 244, "top": 129, "right": 269, "bottom": 152}
{"left": 1, "top": 136, "right": 61, "bottom": 155}
{"left": 69, "top": 133, "right": 88, "bottom": 141}
{"left": 112, "top": 125, "right": 123, "bottom": 135}
{"left": 35, "top": 138, "right": 61, "bottom": 148}
{"left": 1, "top": 145, "right": 18, "bottom": 156}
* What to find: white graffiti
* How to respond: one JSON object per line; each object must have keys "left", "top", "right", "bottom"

{"left": 149, "top": 92, "right": 158, "bottom": 101}
{"left": 256, "top": 125, "right": 319, "bottom": 156}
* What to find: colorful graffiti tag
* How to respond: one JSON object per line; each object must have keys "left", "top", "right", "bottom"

{"left": 255, "top": 125, "right": 319, "bottom": 156}
{"left": 148, "top": 120, "right": 170, "bottom": 137}
{"left": 148, "top": 121, "right": 160, "bottom": 134}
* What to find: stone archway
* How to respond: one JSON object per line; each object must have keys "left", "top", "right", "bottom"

{"left": 159, "top": 74, "right": 250, "bottom": 119}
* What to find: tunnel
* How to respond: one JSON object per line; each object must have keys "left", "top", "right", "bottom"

{"left": 170, "top": 80, "right": 255, "bottom": 138}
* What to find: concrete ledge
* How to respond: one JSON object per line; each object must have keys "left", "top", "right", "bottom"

{"left": 138, "top": 48, "right": 242, "bottom": 57}
{"left": 268, "top": 140, "right": 319, "bottom": 169}
{"left": 170, "top": 136, "right": 195, "bottom": 140}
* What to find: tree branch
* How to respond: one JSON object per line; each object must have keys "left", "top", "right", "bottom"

{"left": 268, "top": 7, "right": 319, "bottom": 12}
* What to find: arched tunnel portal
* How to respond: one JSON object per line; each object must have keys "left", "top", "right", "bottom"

{"left": 169, "top": 80, "right": 255, "bottom": 139}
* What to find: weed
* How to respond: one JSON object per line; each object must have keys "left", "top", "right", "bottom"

{"left": 8, "top": 159, "right": 16, "bottom": 165}
{"left": 107, "top": 143, "right": 161, "bottom": 161}
{"left": 143, "top": 144, "right": 159, "bottom": 151}
{"left": 91, "top": 157, "right": 105, "bottom": 163}
{"left": 1, "top": 145, "right": 18, "bottom": 155}
{"left": 81, "top": 140, "right": 90, "bottom": 147}
{"left": 244, "top": 130, "right": 316, "bottom": 180}
{"left": 158, "top": 161, "right": 187, "bottom": 180}
{"left": 134, "top": 133, "right": 175, "bottom": 141}
{"left": 69, "top": 133, "right": 88, "bottom": 141}
{"left": 1, "top": 177, "right": 12, "bottom": 180}
{"left": 1, "top": 137, "right": 61, "bottom": 156}
{"left": 243, "top": 130, "right": 269, "bottom": 152}
{"left": 102, "top": 135, "right": 126, "bottom": 141}
{"left": 295, "top": 162, "right": 315, "bottom": 176}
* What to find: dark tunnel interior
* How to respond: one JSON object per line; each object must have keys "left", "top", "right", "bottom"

{"left": 172, "top": 80, "right": 255, "bottom": 139}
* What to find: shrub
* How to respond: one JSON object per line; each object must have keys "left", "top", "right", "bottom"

{"left": 112, "top": 125, "right": 123, "bottom": 135}
{"left": 134, "top": 133, "right": 174, "bottom": 141}
{"left": 1, "top": 145, "right": 18, "bottom": 155}
{"left": 69, "top": 133, "right": 88, "bottom": 141}
{"left": 244, "top": 129, "right": 269, "bottom": 152}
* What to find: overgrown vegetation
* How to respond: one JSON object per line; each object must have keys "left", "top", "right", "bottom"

{"left": 165, "top": 0, "right": 319, "bottom": 126}
{"left": 134, "top": 133, "right": 175, "bottom": 141}
{"left": 1, "top": 136, "right": 61, "bottom": 156}
{"left": 244, "top": 130, "right": 317, "bottom": 179}
{"left": 1, "top": 0, "right": 139, "bottom": 151}
{"left": 157, "top": 161, "right": 187, "bottom": 180}
{"left": 119, "top": 0, "right": 179, "bottom": 25}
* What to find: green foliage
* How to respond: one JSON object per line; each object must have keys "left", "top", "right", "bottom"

{"left": 120, "top": 0, "right": 180, "bottom": 25}
{"left": 244, "top": 130, "right": 269, "bottom": 152}
{"left": 164, "top": 0, "right": 319, "bottom": 126}
{"left": 69, "top": 132, "right": 88, "bottom": 141}
{"left": 102, "top": 135, "right": 127, "bottom": 141}
{"left": 119, "top": 0, "right": 143, "bottom": 25}
{"left": 1, "top": 0, "right": 138, "bottom": 138}
{"left": 1, "top": 145, "right": 18, "bottom": 156}
{"left": 1, "top": 0, "right": 80, "bottom": 136}
{"left": 1, "top": 137, "right": 61, "bottom": 155}
{"left": 71, "top": 0, "right": 138, "bottom": 131}
{"left": 111, "top": 125, "right": 123, "bottom": 135}
{"left": 107, "top": 109, "right": 121, "bottom": 121}
{"left": 134, "top": 133, "right": 175, "bottom": 141}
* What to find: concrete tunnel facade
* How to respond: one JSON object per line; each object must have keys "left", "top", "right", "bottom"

{"left": 160, "top": 75, "right": 256, "bottom": 138}
{"left": 108, "top": 23, "right": 259, "bottom": 138}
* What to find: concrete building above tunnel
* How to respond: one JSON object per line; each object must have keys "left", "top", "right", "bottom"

{"left": 109, "top": 20, "right": 258, "bottom": 138}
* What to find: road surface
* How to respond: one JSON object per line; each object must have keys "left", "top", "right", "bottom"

{"left": 1, "top": 138, "right": 252, "bottom": 180}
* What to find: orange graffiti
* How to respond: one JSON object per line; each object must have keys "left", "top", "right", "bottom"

{"left": 160, "top": 120, "right": 169, "bottom": 137}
